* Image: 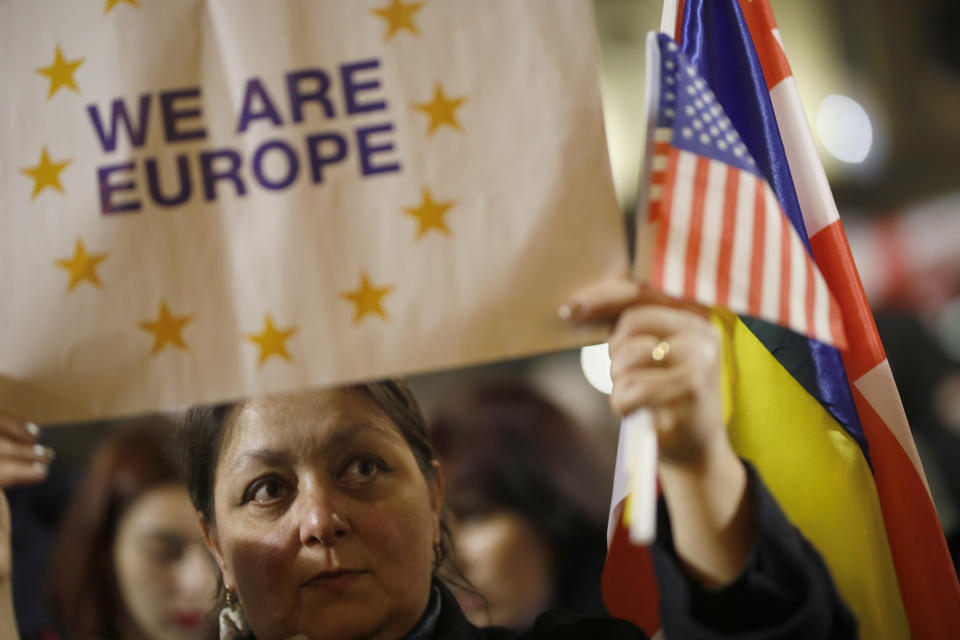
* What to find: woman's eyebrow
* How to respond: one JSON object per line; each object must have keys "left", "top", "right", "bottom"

{"left": 141, "top": 530, "right": 189, "bottom": 545}
{"left": 235, "top": 447, "right": 293, "bottom": 470}
{"left": 233, "top": 423, "right": 400, "bottom": 468}
{"left": 323, "top": 421, "right": 402, "bottom": 449}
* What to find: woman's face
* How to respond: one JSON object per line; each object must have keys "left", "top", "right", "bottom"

{"left": 452, "top": 511, "right": 553, "bottom": 630}
{"left": 113, "top": 484, "right": 218, "bottom": 640}
{"left": 203, "top": 388, "right": 443, "bottom": 640}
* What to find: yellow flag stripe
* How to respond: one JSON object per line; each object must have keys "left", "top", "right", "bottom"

{"left": 716, "top": 309, "right": 909, "bottom": 639}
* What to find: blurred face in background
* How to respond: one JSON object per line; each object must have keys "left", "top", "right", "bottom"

{"left": 431, "top": 383, "right": 610, "bottom": 631}
{"left": 453, "top": 510, "right": 554, "bottom": 629}
{"left": 113, "top": 484, "right": 217, "bottom": 640}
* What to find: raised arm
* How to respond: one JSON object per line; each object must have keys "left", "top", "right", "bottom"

{"left": 562, "top": 277, "right": 857, "bottom": 638}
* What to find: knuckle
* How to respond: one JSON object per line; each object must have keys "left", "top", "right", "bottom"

{"left": 610, "top": 380, "right": 639, "bottom": 414}
{"left": 610, "top": 337, "right": 649, "bottom": 376}
{"left": 692, "top": 331, "right": 720, "bottom": 364}
{"left": 608, "top": 392, "right": 626, "bottom": 416}
{"left": 615, "top": 305, "right": 655, "bottom": 337}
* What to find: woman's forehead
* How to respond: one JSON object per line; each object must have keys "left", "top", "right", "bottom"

{"left": 122, "top": 485, "right": 200, "bottom": 535}
{"left": 221, "top": 387, "right": 404, "bottom": 456}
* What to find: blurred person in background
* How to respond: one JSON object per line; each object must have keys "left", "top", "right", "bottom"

{"left": 0, "top": 417, "right": 218, "bottom": 640}
{"left": 875, "top": 310, "right": 960, "bottom": 578}
{"left": 430, "top": 382, "right": 610, "bottom": 630}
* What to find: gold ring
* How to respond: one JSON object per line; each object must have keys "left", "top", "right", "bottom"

{"left": 651, "top": 340, "right": 671, "bottom": 362}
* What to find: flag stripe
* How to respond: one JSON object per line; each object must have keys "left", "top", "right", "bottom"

{"left": 768, "top": 78, "right": 838, "bottom": 237}
{"left": 663, "top": 151, "right": 697, "bottom": 296}
{"left": 650, "top": 138, "right": 671, "bottom": 215}
{"left": 787, "top": 224, "right": 806, "bottom": 334}
{"left": 673, "top": 0, "right": 686, "bottom": 41}
{"left": 760, "top": 185, "right": 781, "bottom": 321}
{"left": 804, "top": 251, "right": 816, "bottom": 341}
{"left": 602, "top": 514, "right": 661, "bottom": 633}
{"left": 778, "top": 204, "right": 792, "bottom": 327}
{"left": 653, "top": 149, "right": 680, "bottom": 288}
{"left": 715, "top": 165, "right": 739, "bottom": 308}
{"left": 696, "top": 160, "right": 727, "bottom": 304}
{"left": 728, "top": 170, "right": 754, "bottom": 311}
{"left": 747, "top": 178, "right": 765, "bottom": 316}
{"left": 738, "top": 0, "right": 792, "bottom": 89}
{"left": 683, "top": 156, "right": 711, "bottom": 299}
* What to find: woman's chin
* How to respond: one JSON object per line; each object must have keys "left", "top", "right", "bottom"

{"left": 460, "top": 599, "right": 496, "bottom": 628}
{"left": 267, "top": 602, "right": 389, "bottom": 640}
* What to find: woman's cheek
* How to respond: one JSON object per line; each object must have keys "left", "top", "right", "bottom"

{"left": 225, "top": 519, "right": 299, "bottom": 606}
{"left": 366, "top": 494, "right": 435, "bottom": 580}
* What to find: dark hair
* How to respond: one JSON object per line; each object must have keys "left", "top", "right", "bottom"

{"left": 181, "top": 379, "right": 456, "bottom": 577}
{"left": 430, "top": 382, "right": 609, "bottom": 617}
{"left": 47, "top": 417, "right": 185, "bottom": 638}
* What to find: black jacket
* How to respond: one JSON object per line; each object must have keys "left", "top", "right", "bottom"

{"left": 409, "top": 463, "right": 857, "bottom": 639}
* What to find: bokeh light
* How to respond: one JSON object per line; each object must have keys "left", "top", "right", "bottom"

{"left": 816, "top": 94, "right": 874, "bottom": 163}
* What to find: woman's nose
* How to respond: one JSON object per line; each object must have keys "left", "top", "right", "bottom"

{"left": 297, "top": 486, "right": 351, "bottom": 547}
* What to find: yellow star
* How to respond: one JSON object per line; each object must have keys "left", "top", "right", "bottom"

{"left": 105, "top": 0, "right": 139, "bottom": 13}
{"left": 55, "top": 238, "right": 107, "bottom": 292}
{"left": 139, "top": 301, "right": 192, "bottom": 355}
{"left": 246, "top": 314, "right": 297, "bottom": 366}
{"left": 370, "top": 0, "right": 424, "bottom": 40}
{"left": 414, "top": 84, "right": 466, "bottom": 135}
{"left": 404, "top": 188, "right": 454, "bottom": 238}
{"left": 21, "top": 147, "right": 70, "bottom": 200}
{"left": 340, "top": 272, "right": 393, "bottom": 323}
{"left": 35, "top": 46, "right": 84, "bottom": 100}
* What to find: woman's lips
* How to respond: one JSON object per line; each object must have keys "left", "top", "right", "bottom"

{"left": 172, "top": 612, "right": 206, "bottom": 629}
{"left": 302, "top": 569, "right": 366, "bottom": 590}
{"left": 455, "top": 591, "right": 486, "bottom": 613}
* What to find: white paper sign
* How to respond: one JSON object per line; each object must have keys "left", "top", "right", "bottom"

{"left": 0, "top": 0, "right": 627, "bottom": 423}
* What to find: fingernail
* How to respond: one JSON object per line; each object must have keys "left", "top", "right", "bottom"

{"left": 33, "top": 444, "right": 55, "bottom": 460}
{"left": 24, "top": 422, "right": 40, "bottom": 438}
{"left": 558, "top": 302, "right": 581, "bottom": 322}
{"left": 32, "top": 461, "right": 49, "bottom": 475}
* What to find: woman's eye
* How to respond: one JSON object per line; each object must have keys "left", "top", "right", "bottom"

{"left": 342, "top": 456, "right": 386, "bottom": 483}
{"left": 143, "top": 539, "right": 184, "bottom": 564}
{"left": 245, "top": 476, "right": 289, "bottom": 504}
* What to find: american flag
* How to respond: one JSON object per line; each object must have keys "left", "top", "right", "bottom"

{"left": 644, "top": 33, "right": 845, "bottom": 348}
